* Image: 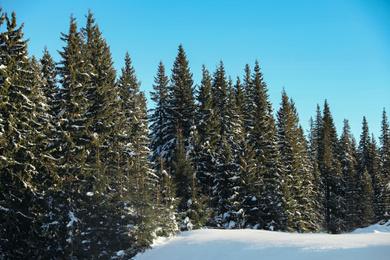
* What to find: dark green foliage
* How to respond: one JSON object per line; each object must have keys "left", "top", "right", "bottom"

{"left": 338, "top": 119, "right": 359, "bottom": 231}
{"left": 40, "top": 47, "right": 59, "bottom": 117}
{"left": 192, "top": 65, "right": 217, "bottom": 198}
{"left": 317, "top": 101, "right": 345, "bottom": 233}
{"left": 1, "top": 6, "right": 389, "bottom": 259}
{"left": 276, "top": 90, "right": 320, "bottom": 232}
{"left": 149, "top": 61, "right": 171, "bottom": 167}
{"left": 245, "top": 61, "right": 283, "bottom": 230}
{"left": 379, "top": 109, "right": 390, "bottom": 221}
{"left": 208, "top": 61, "right": 244, "bottom": 229}
{"left": 0, "top": 11, "right": 41, "bottom": 257}
{"left": 356, "top": 117, "right": 376, "bottom": 226}
{"left": 166, "top": 44, "right": 196, "bottom": 165}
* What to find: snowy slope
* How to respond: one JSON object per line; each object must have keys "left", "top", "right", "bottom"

{"left": 134, "top": 223, "right": 390, "bottom": 260}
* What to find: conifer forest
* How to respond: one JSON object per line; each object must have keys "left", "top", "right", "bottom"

{"left": 1, "top": 8, "right": 389, "bottom": 259}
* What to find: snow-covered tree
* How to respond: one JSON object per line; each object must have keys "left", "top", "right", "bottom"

{"left": 338, "top": 119, "right": 358, "bottom": 231}
{"left": 356, "top": 117, "right": 375, "bottom": 227}
{"left": 166, "top": 44, "right": 196, "bottom": 168}
{"left": 149, "top": 61, "right": 171, "bottom": 167}
{"left": 276, "top": 90, "right": 319, "bottom": 232}
{"left": 379, "top": 109, "right": 390, "bottom": 221}
{"left": 317, "top": 100, "right": 345, "bottom": 233}
{"left": 0, "top": 11, "right": 50, "bottom": 258}
{"left": 244, "top": 61, "right": 283, "bottom": 230}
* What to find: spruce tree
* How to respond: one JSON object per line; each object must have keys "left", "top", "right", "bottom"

{"left": 56, "top": 14, "right": 91, "bottom": 257}
{"left": 379, "top": 109, "right": 390, "bottom": 221}
{"left": 149, "top": 61, "right": 171, "bottom": 167}
{"left": 117, "top": 51, "right": 163, "bottom": 253}
{"left": 166, "top": 44, "right": 196, "bottom": 166}
{"left": 356, "top": 117, "right": 376, "bottom": 227}
{"left": 307, "top": 115, "right": 323, "bottom": 230}
{"left": 276, "top": 90, "right": 319, "bottom": 232}
{"left": 40, "top": 47, "right": 59, "bottom": 117}
{"left": 193, "top": 64, "right": 217, "bottom": 198}
{"left": 369, "top": 134, "right": 384, "bottom": 221}
{"left": 318, "top": 100, "right": 344, "bottom": 233}
{"left": 210, "top": 61, "right": 243, "bottom": 228}
{"left": 244, "top": 61, "right": 283, "bottom": 230}
{"left": 148, "top": 61, "right": 179, "bottom": 236}
{"left": 0, "top": 11, "right": 47, "bottom": 257}
{"left": 338, "top": 119, "right": 359, "bottom": 231}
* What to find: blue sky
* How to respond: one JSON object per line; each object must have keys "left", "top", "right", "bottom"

{"left": 2, "top": 0, "right": 389, "bottom": 141}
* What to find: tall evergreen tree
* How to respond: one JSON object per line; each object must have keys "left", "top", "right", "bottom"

{"left": 276, "top": 90, "right": 319, "bottom": 232}
{"left": 338, "top": 119, "right": 359, "bottom": 231}
{"left": 307, "top": 114, "right": 323, "bottom": 230}
{"left": 0, "top": 11, "right": 47, "bottom": 257}
{"left": 166, "top": 44, "right": 196, "bottom": 165}
{"left": 40, "top": 47, "right": 59, "bottom": 117}
{"left": 356, "top": 117, "right": 376, "bottom": 227}
{"left": 193, "top": 64, "right": 218, "bottom": 199}
{"left": 149, "top": 61, "right": 171, "bottom": 167}
{"left": 210, "top": 61, "right": 243, "bottom": 228}
{"left": 379, "top": 109, "right": 390, "bottom": 221}
{"left": 369, "top": 134, "right": 384, "bottom": 221}
{"left": 244, "top": 61, "right": 283, "bottom": 230}
{"left": 318, "top": 100, "right": 344, "bottom": 233}
{"left": 117, "top": 51, "right": 164, "bottom": 254}
{"left": 56, "top": 14, "right": 93, "bottom": 257}
{"left": 148, "top": 61, "right": 179, "bottom": 236}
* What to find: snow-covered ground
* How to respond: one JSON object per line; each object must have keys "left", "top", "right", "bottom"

{"left": 134, "top": 222, "right": 390, "bottom": 260}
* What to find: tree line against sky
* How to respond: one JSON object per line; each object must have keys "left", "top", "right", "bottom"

{"left": 1, "top": 8, "right": 389, "bottom": 259}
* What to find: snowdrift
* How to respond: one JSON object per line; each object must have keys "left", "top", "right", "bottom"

{"left": 134, "top": 222, "right": 390, "bottom": 260}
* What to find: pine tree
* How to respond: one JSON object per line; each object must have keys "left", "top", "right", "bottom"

{"left": 56, "top": 14, "right": 91, "bottom": 257}
{"left": 379, "top": 109, "right": 390, "bottom": 221}
{"left": 244, "top": 61, "right": 283, "bottom": 230}
{"left": 172, "top": 128, "right": 195, "bottom": 228}
{"left": 369, "top": 134, "right": 385, "bottom": 221}
{"left": 356, "top": 117, "right": 376, "bottom": 227}
{"left": 276, "top": 90, "right": 319, "bottom": 232}
{"left": 192, "top": 64, "right": 217, "bottom": 198}
{"left": 82, "top": 10, "right": 118, "bottom": 192}
{"left": 149, "top": 61, "right": 171, "bottom": 167}
{"left": 307, "top": 115, "right": 323, "bottom": 231}
{"left": 0, "top": 11, "right": 48, "bottom": 257}
{"left": 117, "top": 51, "right": 163, "bottom": 254}
{"left": 318, "top": 100, "right": 344, "bottom": 233}
{"left": 40, "top": 47, "right": 59, "bottom": 117}
{"left": 209, "top": 61, "right": 243, "bottom": 228}
{"left": 166, "top": 44, "right": 196, "bottom": 167}
{"left": 338, "top": 119, "right": 359, "bottom": 231}
{"left": 148, "top": 61, "right": 179, "bottom": 236}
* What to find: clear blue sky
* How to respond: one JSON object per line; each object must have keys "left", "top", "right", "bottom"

{"left": 2, "top": 0, "right": 389, "bottom": 141}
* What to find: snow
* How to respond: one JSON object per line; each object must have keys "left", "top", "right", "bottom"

{"left": 134, "top": 223, "right": 390, "bottom": 260}
{"left": 66, "top": 211, "right": 80, "bottom": 228}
